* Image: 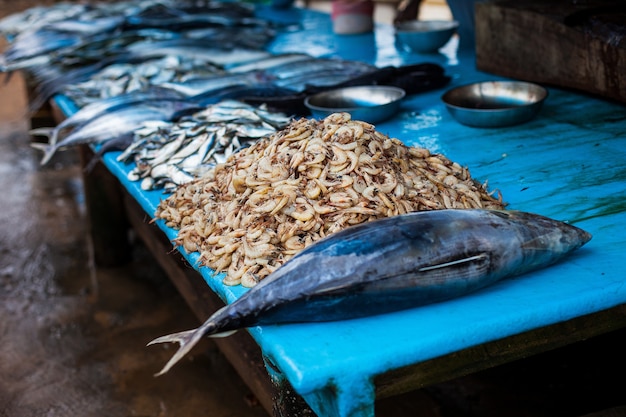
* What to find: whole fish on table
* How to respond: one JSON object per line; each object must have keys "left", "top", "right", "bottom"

{"left": 29, "top": 88, "right": 186, "bottom": 147}
{"left": 157, "top": 71, "right": 274, "bottom": 97}
{"left": 60, "top": 55, "right": 225, "bottom": 107}
{"left": 0, "top": 15, "right": 125, "bottom": 72}
{"left": 264, "top": 57, "right": 376, "bottom": 80}
{"left": 227, "top": 53, "right": 313, "bottom": 74}
{"left": 31, "top": 100, "right": 201, "bottom": 166}
{"left": 148, "top": 208, "right": 592, "bottom": 375}
{"left": 124, "top": 38, "right": 272, "bottom": 67}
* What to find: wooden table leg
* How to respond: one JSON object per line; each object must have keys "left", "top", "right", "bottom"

{"left": 79, "top": 146, "right": 132, "bottom": 267}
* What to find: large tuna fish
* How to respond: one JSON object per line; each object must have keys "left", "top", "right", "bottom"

{"left": 149, "top": 209, "right": 592, "bottom": 375}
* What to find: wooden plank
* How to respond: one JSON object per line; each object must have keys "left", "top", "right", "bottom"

{"left": 475, "top": 0, "right": 626, "bottom": 103}
{"left": 78, "top": 145, "right": 133, "bottom": 266}
{"left": 374, "top": 303, "right": 626, "bottom": 399}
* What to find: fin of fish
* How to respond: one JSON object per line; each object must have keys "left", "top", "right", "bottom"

{"left": 418, "top": 253, "right": 489, "bottom": 272}
{"left": 29, "top": 127, "right": 54, "bottom": 140}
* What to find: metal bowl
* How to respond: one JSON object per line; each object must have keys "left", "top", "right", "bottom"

{"left": 394, "top": 20, "right": 459, "bottom": 53}
{"left": 441, "top": 81, "right": 548, "bottom": 128}
{"left": 304, "top": 85, "right": 406, "bottom": 124}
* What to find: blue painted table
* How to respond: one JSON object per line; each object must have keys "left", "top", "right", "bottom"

{"left": 55, "top": 6, "right": 626, "bottom": 417}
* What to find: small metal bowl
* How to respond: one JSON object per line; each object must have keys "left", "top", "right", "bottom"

{"left": 441, "top": 81, "right": 548, "bottom": 128}
{"left": 304, "top": 85, "right": 406, "bottom": 124}
{"left": 394, "top": 20, "right": 459, "bottom": 53}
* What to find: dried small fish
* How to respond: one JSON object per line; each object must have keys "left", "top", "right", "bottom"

{"left": 156, "top": 113, "right": 506, "bottom": 288}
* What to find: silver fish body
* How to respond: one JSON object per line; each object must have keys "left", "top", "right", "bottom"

{"left": 30, "top": 89, "right": 185, "bottom": 146}
{"left": 123, "top": 100, "right": 290, "bottom": 191}
{"left": 124, "top": 39, "right": 272, "bottom": 67}
{"left": 31, "top": 100, "right": 199, "bottom": 165}
{"left": 158, "top": 71, "right": 271, "bottom": 97}
{"left": 227, "top": 53, "right": 312, "bottom": 74}
{"left": 149, "top": 209, "right": 592, "bottom": 375}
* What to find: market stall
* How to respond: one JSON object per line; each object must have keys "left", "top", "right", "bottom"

{"left": 6, "top": 2, "right": 626, "bottom": 416}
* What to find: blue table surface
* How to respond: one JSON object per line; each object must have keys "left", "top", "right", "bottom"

{"left": 56, "top": 7, "right": 626, "bottom": 417}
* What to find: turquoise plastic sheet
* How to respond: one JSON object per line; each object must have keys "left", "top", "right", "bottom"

{"left": 56, "top": 7, "right": 626, "bottom": 417}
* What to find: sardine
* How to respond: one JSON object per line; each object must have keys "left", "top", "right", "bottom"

{"left": 148, "top": 209, "right": 592, "bottom": 375}
{"left": 0, "top": 4, "right": 88, "bottom": 37}
{"left": 265, "top": 57, "right": 376, "bottom": 80}
{"left": 41, "top": 15, "right": 125, "bottom": 35}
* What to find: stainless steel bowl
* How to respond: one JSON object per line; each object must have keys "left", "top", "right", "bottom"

{"left": 395, "top": 20, "right": 459, "bottom": 53}
{"left": 305, "top": 86, "right": 406, "bottom": 124}
{"left": 441, "top": 81, "right": 548, "bottom": 128}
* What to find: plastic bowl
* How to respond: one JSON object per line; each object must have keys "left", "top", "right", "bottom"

{"left": 394, "top": 20, "right": 459, "bottom": 53}
{"left": 441, "top": 81, "right": 548, "bottom": 128}
{"left": 304, "top": 85, "right": 406, "bottom": 124}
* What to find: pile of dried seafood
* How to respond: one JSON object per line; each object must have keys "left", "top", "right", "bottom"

{"left": 155, "top": 113, "right": 506, "bottom": 287}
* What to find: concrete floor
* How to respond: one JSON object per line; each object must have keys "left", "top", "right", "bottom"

{"left": 1, "top": 4, "right": 626, "bottom": 417}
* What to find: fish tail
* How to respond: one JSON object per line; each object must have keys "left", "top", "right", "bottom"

{"left": 30, "top": 142, "right": 57, "bottom": 166}
{"left": 29, "top": 127, "right": 54, "bottom": 140}
{"left": 147, "top": 314, "right": 231, "bottom": 376}
{"left": 147, "top": 328, "right": 207, "bottom": 376}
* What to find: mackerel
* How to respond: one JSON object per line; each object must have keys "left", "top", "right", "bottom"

{"left": 31, "top": 101, "right": 200, "bottom": 165}
{"left": 29, "top": 89, "right": 185, "bottom": 147}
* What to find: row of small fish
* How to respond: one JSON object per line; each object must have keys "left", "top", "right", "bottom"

{"left": 0, "top": 0, "right": 272, "bottom": 72}
{"left": 0, "top": 0, "right": 282, "bottom": 112}
{"left": 60, "top": 52, "right": 378, "bottom": 108}
{"left": 118, "top": 100, "right": 293, "bottom": 192}
{"left": 62, "top": 55, "right": 226, "bottom": 107}
{"left": 27, "top": 51, "right": 379, "bottom": 167}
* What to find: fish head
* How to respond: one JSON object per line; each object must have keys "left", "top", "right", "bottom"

{"left": 491, "top": 210, "right": 592, "bottom": 271}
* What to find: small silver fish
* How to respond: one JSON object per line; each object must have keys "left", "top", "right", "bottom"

{"left": 148, "top": 209, "right": 592, "bottom": 375}
{"left": 123, "top": 100, "right": 291, "bottom": 191}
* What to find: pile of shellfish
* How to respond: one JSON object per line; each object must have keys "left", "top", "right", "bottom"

{"left": 155, "top": 112, "right": 506, "bottom": 287}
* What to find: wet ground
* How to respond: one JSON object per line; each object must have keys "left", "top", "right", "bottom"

{"left": 1, "top": 4, "right": 626, "bottom": 417}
